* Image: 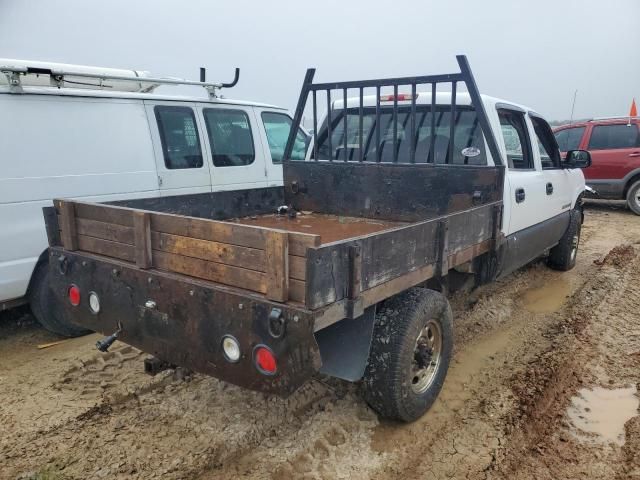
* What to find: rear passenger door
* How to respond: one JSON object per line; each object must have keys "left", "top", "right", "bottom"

{"left": 586, "top": 123, "right": 640, "bottom": 180}
{"left": 145, "top": 102, "right": 212, "bottom": 196}
{"left": 200, "top": 105, "right": 268, "bottom": 191}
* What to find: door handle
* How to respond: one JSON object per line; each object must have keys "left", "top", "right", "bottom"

{"left": 629, "top": 152, "right": 640, "bottom": 158}
{"left": 472, "top": 190, "right": 483, "bottom": 205}
{"left": 546, "top": 182, "right": 554, "bottom": 195}
{"left": 515, "top": 188, "right": 526, "bottom": 203}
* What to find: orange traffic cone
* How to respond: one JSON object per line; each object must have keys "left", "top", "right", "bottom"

{"left": 631, "top": 98, "right": 638, "bottom": 117}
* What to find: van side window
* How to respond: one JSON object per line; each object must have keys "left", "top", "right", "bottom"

{"left": 154, "top": 106, "right": 203, "bottom": 169}
{"left": 261, "top": 112, "right": 308, "bottom": 162}
{"left": 530, "top": 116, "right": 562, "bottom": 169}
{"left": 498, "top": 109, "right": 533, "bottom": 169}
{"left": 203, "top": 108, "right": 255, "bottom": 167}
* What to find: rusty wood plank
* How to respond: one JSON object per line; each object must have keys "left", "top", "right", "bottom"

{"left": 153, "top": 251, "right": 266, "bottom": 294}
{"left": 289, "top": 279, "right": 306, "bottom": 303}
{"left": 361, "top": 263, "right": 436, "bottom": 311}
{"left": 133, "top": 211, "right": 153, "bottom": 269}
{"left": 74, "top": 202, "right": 134, "bottom": 227}
{"left": 286, "top": 232, "right": 321, "bottom": 257}
{"left": 56, "top": 200, "right": 78, "bottom": 251}
{"left": 77, "top": 235, "right": 135, "bottom": 262}
{"left": 265, "top": 230, "right": 289, "bottom": 302}
{"left": 151, "top": 231, "right": 265, "bottom": 271}
{"left": 75, "top": 218, "right": 135, "bottom": 244}
{"left": 289, "top": 255, "right": 306, "bottom": 281}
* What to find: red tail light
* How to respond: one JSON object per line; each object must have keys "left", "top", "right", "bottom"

{"left": 68, "top": 284, "right": 81, "bottom": 306}
{"left": 380, "top": 93, "right": 418, "bottom": 102}
{"left": 254, "top": 346, "right": 277, "bottom": 375}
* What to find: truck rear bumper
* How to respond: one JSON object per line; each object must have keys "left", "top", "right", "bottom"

{"left": 48, "top": 248, "right": 322, "bottom": 396}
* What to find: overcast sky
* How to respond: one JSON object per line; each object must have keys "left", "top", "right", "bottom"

{"left": 1, "top": 0, "right": 638, "bottom": 121}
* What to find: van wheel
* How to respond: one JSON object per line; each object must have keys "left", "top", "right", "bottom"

{"left": 548, "top": 209, "right": 581, "bottom": 271}
{"left": 362, "top": 287, "right": 453, "bottom": 422}
{"left": 29, "top": 263, "right": 90, "bottom": 337}
{"left": 626, "top": 180, "right": 640, "bottom": 215}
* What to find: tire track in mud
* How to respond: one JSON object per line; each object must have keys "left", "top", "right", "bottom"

{"left": 3, "top": 207, "right": 640, "bottom": 480}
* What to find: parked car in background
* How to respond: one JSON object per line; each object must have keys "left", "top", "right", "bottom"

{"left": 554, "top": 117, "right": 640, "bottom": 214}
{"left": 0, "top": 59, "right": 308, "bottom": 335}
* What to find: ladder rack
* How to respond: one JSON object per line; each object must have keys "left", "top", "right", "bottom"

{"left": 0, "top": 59, "right": 239, "bottom": 98}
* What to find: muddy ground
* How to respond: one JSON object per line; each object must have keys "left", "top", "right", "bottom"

{"left": 1, "top": 201, "right": 639, "bottom": 480}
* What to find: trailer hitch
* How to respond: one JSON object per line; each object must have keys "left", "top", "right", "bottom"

{"left": 96, "top": 323, "right": 122, "bottom": 352}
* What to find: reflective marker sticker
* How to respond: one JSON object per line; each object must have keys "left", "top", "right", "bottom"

{"left": 461, "top": 146, "right": 481, "bottom": 157}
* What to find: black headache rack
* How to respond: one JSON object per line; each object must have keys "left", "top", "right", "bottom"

{"left": 283, "top": 55, "right": 504, "bottom": 167}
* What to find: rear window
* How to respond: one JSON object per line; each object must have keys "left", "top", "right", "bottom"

{"left": 154, "top": 106, "right": 203, "bottom": 169}
{"left": 554, "top": 127, "right": 585, "bottom": 152}
{"left": 314, "top": 106, "right": 486, "bottom": 165}
{"left": 203, "top": 108, "right": 255, "bottom": 167}
{"left": 588, "top": 124, "right": 640, "bottom": 150}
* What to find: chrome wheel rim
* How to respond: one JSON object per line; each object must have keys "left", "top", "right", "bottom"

{"left": 570, "top": 231, "right": 580, "bottom": 262}
{"left": 634, "top": 191, "right": 640, "bottom": 209}
{"left": 410, "top": 320, "right": 442, "bottom": 394}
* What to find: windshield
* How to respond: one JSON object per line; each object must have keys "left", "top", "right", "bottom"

{"left": 313, "top": 106, "right": 486, "bottom": 165}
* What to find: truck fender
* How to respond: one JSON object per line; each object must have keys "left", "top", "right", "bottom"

{"left": 313, "top": 306, "right": 376, "bottom": 382}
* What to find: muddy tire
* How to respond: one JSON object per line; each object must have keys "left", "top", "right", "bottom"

{"left": 29, "top": 262, "right": 90, "bottom": 337}
{"left": 362, "top": 287, "right": 453, "bottom": 422}
{"left": 548, "top": 209, "right": 581, "bottom": 271}
{"left": 626, "top": 180, "right": 640, "bottom": 216}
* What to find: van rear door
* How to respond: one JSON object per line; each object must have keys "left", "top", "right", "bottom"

{"left": 145, "top": 101, "right": 212, "bottom": 196}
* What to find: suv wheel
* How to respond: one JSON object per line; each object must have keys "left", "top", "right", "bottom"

{"left": 626, "top": 180, "right": 640, "bottom": 215}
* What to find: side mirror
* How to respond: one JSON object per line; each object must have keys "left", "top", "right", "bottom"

{"left": 564, "top": 150, "right": 591, "bottom": 169}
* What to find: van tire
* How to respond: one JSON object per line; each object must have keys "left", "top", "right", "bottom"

{"left": 548, "top": 209, "right": 581, "bottom": 271}
{"left": 626, "top": 180, "right": 640, "bottom": 215}
{"left": 29, "top": 263, "right": 90, "bottom": 337}
{"left": 361, "top": 287, "right": 453, "bottom": 422}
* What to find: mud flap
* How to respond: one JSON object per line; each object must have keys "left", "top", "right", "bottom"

{"left": 314, "top": 306, "right": 376, "bottom": 381}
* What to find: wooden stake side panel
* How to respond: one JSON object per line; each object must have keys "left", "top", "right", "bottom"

{"left": 304, "top": 202, "right": 500, "bottom": 310}
{"left": 54, "top": 200, "right": 319, "bottom": 303}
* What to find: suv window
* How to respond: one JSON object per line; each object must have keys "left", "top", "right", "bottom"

{"left": 154, "top": 106, "right": 203, "bottom": 169}
{"left": 261, "top": 112, "right": 308, "bottom": 162}
{"left": 498, "top": 110, "right": 533, "bottom": 169}
{"left": 530, "top": 116, "right": 561, "bottom": 169}
{"left": 315, "top": 106, "right": 486, "bottom": 165}
{"left": 554, "top": 127, "right": 585, "bottom": 151}
{"left": 588, "top": 124, "right": 640, "bottom": 150}
{"left": 203, "top": 109, "right": 255, "bottom": 167}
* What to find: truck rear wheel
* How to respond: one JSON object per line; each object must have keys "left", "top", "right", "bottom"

{"left": 29, "top": 262, "right": 90, "bottom": 337}
{"left": 362, "top": 287, "right": 453, "bottom": 422}
{"left": 548, "top": 209, "right": 581, "bottom": 271}
{"left": 626, "top": 180, "right": 640, "bottom": 216}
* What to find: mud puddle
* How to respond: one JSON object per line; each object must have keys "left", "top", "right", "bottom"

{"left": 567, "top": 386, "right": 639, "bottom": 445}
{"left": 521, "top": 275, "right": 573, "bottom": 313}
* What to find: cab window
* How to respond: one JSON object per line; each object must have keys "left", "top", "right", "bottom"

{"left": 554, "top": 126, "right": 585, "bottom": 152}
{"left": 498, "top": 109, "right": 533, "bottom": 169}
{"left": 261, "top": 112, "right": 308, "bottom": 162}
{"left": 530, "top": 116, "right": 562, "bottom": 169}
{"left": 203, "top": 109, "right": 255, "bottom": 167}
{"left": 154, "top": 106, "right": 203, "bottom": 169}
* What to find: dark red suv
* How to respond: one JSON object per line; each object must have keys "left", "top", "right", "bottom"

{"left": 554, "top": 117, "right": 640, "bottom": 214}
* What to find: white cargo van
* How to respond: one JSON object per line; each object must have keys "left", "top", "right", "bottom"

{"left": 0, "top": 59, "right": 308, "bottom": 335}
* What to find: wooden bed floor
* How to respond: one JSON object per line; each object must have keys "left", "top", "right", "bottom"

{"left": 231, "top": 212, "right": 406, "bottom": 244}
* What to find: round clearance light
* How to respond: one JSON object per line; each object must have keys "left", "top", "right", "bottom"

{"left": 68, "top": 284, "right": 81, "bottom": 306}
{"left": 222, "top": 335, "right": 241, "bottom": 363}
{"left": 88, "top": 291, "right": 100, "bottom": 314}
{"left": 254, "top": 346, "right": 277, "bottom": 375}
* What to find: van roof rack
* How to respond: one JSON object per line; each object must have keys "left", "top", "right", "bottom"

{"left": 0, "top": 59, "right": 239, "bottom": 98}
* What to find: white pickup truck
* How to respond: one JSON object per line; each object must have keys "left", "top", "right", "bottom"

{"left": 42, "top": 56, "right": 591, "bottom": 422}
